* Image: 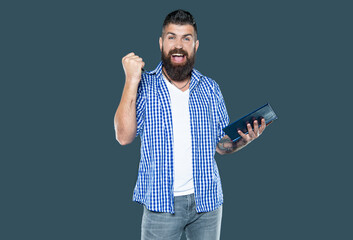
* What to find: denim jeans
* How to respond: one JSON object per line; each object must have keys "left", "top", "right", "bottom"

{"left": 141, "top": 193, "right": 222, "bottom": 240}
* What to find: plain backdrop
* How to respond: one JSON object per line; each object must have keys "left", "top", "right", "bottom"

{"left": 1, "top": 0, "right": 352, "bottom": 239}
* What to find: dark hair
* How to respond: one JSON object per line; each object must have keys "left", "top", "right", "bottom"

{"left": 162, "top": 9, "right": 197, "bottom": 36}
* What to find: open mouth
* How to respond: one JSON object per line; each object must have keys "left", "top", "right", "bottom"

{"left": 171, "top": 53, "right": 186, "bottom": 63}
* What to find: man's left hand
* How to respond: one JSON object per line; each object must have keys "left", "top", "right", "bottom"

{"left": 237, "top": 118, "right": 266, "bottom": 147}
{"left": 216, "top": 118, "right": 268, "bottom": 155}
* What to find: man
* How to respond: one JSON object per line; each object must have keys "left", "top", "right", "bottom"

{"left": 114, "top": 9, "right": 266, "bottom": 240}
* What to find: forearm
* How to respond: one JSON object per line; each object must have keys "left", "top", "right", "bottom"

{"left": 216, "top": 119, "right": 266, "bottom": 155}
{"left": 216, "top": 136, "right": 246, "bottom": 155}
{"left": 114, "top": 81, "right": 139, "bottom": 145}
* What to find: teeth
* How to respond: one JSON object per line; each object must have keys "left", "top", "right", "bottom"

{"left": 172, "top": 54, "right": 184, "bottom": 56}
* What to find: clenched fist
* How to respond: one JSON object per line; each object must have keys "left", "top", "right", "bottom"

{"left": 122, "top": 52, "right": 145, "bottom": 84}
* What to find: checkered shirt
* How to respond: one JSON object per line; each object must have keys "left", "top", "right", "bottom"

{"left": 133, "top": 62, "right": 229, "bottom": 213}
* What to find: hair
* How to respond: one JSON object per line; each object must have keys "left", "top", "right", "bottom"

{"left": 162, "top": 9, "right": 197, "bottom": 37}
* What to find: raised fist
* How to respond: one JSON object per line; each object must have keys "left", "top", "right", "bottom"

{"left": 122, "top": 52, "right": 145, "bottom": 83}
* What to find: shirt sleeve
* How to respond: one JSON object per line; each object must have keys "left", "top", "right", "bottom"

{"left": 136, "top": 77, "right": 147, "bottom": 137}
{"left": 215, "top": 83, "right": 229, "bottom": 142}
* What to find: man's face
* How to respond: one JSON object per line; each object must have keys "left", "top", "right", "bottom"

{"left": 159, "top": 24, "right": 199, "bottom": 81}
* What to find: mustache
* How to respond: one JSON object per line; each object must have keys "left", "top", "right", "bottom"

{"left": 167, "top": 48, "right": 189, "bottom": 57}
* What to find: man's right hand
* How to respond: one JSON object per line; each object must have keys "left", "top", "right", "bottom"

{"left": 122, "top": 52, "right": 145, "bottom": 84}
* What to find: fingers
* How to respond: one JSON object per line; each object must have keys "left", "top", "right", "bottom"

{"left": 129, "top": 55, "right": 143, "bottom": 61}
{"left": 236, "top": 118, "right": 267, "bottom": 147}
{"left": 253, "top": 120, "right": 259, "bottom": 136}
{"left": 124, "top": 52, "right": 135, "bottom": 58}
{"left": 241, "top": 119, "right": 266, "bottom": 140}
{"left": 237, "top": 129, "right": 249, "bottom": 140}
{"left": 122, "top": 52, "right": 144, "bottom": 64}
{"left": 251, "top": 119, "right": 267, "bottom": 136}
{"left": 247, "top": 123, "right": 256, "bottom": 138}
{"left": 122, "top": 53, "right": 144, "bottom": 64}
{"left": 122, "top": 52, "right": 136, "bottom": 62}
{"left": 259, "top": 118, "right": 266, "bottom": 134}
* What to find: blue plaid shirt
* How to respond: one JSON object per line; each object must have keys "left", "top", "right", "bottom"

{"left": 133, "top": 62, "right": 229, "bottom": 213}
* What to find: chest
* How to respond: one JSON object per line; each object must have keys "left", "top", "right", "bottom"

{"left": 144, "top": 82, "right": 219, "bottom": 128}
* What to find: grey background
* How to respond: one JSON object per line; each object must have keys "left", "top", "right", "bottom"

{"left": 1, "top": 0, "right": 352, "bottom": 239}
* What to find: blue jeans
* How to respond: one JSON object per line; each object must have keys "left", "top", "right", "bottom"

{"left": 141, "top": 193, "right": 222, "bottom": 240}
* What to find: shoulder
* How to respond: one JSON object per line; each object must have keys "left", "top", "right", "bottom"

{"left": 193, "top": 68, "right": 223, "bottom": 96}
{"left": 137, "top": 64, "right": 162, "bottom": 93}
{"left": 139, "top": 62, "right": 163, "bottom": 88}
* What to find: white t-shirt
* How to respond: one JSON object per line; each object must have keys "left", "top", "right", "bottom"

{"left": 163, "top": 76, "right": 194, "bottom": 196}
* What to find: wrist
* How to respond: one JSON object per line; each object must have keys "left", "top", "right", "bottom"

{"left": 124, "top": 77, "right": 140, "bottom": 88}
{"left": 125, "top": 75, "right": 141, "bottom": 83}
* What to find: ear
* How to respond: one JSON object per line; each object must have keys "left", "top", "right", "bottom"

{"left": 159, "top": 37, "right": 163, "bottom": 52}
{"left": 195, "top": 40, "right": 200, "bottom": 52}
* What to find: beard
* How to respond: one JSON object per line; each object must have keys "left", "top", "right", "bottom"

{"left": 161, "top": 47, "right": 196, "bottom": 82}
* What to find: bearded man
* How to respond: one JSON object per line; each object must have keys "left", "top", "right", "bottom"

{"left": 114, "top": 9, "right": 266, "bottom": 240}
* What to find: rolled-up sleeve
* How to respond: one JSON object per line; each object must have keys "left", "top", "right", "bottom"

{"left": 215, "top": 83, "right": 229, "bottom": 142}
{"left": 136, "top": 78, "right": 146, "bottom": 137}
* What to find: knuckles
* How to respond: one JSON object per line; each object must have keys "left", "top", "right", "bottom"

{"left": 122, "top": 55, "right": 143, "bottom": 66}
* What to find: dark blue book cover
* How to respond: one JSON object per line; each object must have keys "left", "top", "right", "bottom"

{"left": 223, "top": 103, "right": 278, "bottom": 141}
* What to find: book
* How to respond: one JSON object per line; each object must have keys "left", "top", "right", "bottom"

{"left": 223, "top": 103, "right": 278, "bottom": 141}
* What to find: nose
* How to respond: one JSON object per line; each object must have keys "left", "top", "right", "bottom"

{"left": 175, "top": 38, "right": 183, "bottom": 49}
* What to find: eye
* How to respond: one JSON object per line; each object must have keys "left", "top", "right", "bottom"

{"left": 168, "top": 36, "right": 175, "bottom": 40}
{"left": 184, "top": 37, "right": 191, "bottom": 41}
